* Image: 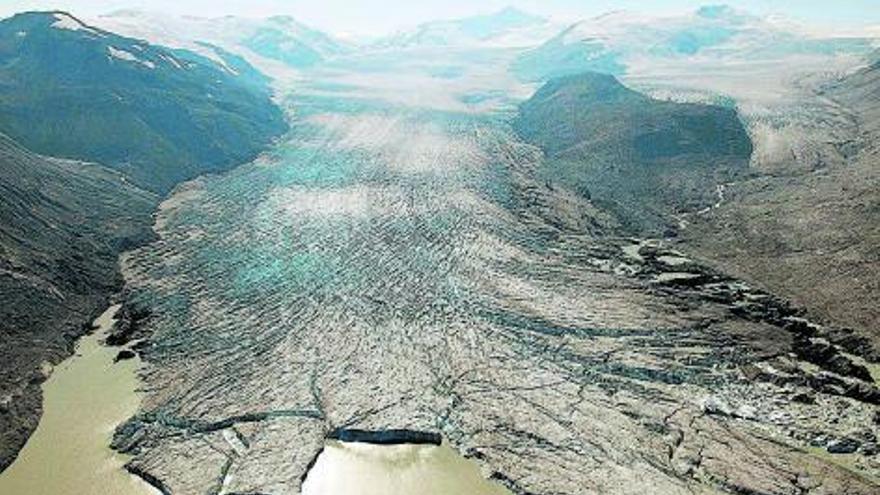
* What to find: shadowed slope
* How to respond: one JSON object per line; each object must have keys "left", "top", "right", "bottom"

{"left": 0, "top": 132, "right": 155, "bottom": 470}
{"left": 0, "top": 11, "right": 288, "bottom": 193}
{"left": 514, "top": 72, "right": 752, "bottom": 232}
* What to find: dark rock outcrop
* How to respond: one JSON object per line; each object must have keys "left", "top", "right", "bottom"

{"left": 113, "top": 350, "right": 137, "bottom": 362}
{"left": 326, "top": 428, "right": 442, "bottom": 445}
{"left": 827, "top": 438, "right": 860, "bottom": 454}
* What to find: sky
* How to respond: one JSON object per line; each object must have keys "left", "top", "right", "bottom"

{"left": 1, "top": 1, "right": 878, "bottom": 36}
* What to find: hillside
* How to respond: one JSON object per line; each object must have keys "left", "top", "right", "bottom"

{"left": 679, "top": 55, "right": 880, "bottom": 344}
{"left": 0, "top": 11, "right": 288, "bottom": 193}
{"left": 827, "top": 53, "right": 880, "bottom": 135}
{"left": 514, "top": 72, "right": 752, "bottom": 232}
{"left": 0, "top": 132, "right": 155, "bottom": 470}
{"left": 0, "top": 11, "right": 292, "bottom": 471}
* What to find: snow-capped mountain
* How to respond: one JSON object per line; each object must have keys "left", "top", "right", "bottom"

{"left": 514, "top": 4, "right": 877, "bottom": 82}
{"left": 93, "top": 10, "right": 351, "bottom": 75}
{"left": 0, "top": 11, "right": 287, "bottom": 193}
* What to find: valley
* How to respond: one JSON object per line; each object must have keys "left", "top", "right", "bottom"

{"left": 0, "top": 5, "right": 878, "bottom": 495}
{"left": 111, "top": 42, "right": 880, "bottom": 495}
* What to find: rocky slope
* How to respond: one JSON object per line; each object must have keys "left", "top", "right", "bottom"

{"left": 513, "top": 72, "right": 752, "bottom": 232}
{"left": 0, "top": 11, "right": 288, "bottom": 193}
{"left": 678, "top": 54, "right": 880, "bottom": 346}
{"left": 0, "top": 132, "right": 155, "bottom": 470}
{"left": 828, "top": 53, "right": 880, "bottom": 134}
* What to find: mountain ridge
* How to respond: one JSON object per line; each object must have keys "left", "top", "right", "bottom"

{"left": 93, "top": 9, "right": 352, "bottom": 73}
{"left": 513, "top": 5, "right": 876, "bottom": 82}
{"left": 0, "top": 11, "right": 289, "bottom": 193}
{"left": 372, "top": 6, "right": 558, "bottom": 49}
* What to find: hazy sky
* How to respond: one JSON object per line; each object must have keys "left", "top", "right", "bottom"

{"left": 1, "top": 1, "right": 878, "bottom": 35}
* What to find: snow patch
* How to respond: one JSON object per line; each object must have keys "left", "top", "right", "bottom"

{"left": 210, "top": 56, "right": 240, "bottom": 76}
{"left": 52, "top": 13, "right": 100, "bottom": 35}
{"left": 161, "top": 54, "right": 185, "bottom": 70}
{"left": 108, "top": 46, "right": 156, "bottom": 69}
{"left": 108, "top": 46, "right": 139, "bottom": 62}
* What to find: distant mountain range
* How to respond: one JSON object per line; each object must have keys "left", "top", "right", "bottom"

{"left": 94, "top": 10, "right": 352, "bottom": 72}
{"left": 514, "top": 4, "right": 877, "bottom": 81}
{"left": 372, "top": 7, "right": 561, "bottom": 49}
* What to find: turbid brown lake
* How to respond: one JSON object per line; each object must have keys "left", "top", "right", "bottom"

{"left": 0, "top": 305, "right": 158, "bottom": 495}
{"left": 302, "top": 440, "right": 511, "bottom": 495}
{"left": 0, "top": 304, "right": 509, "bottom": 495}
